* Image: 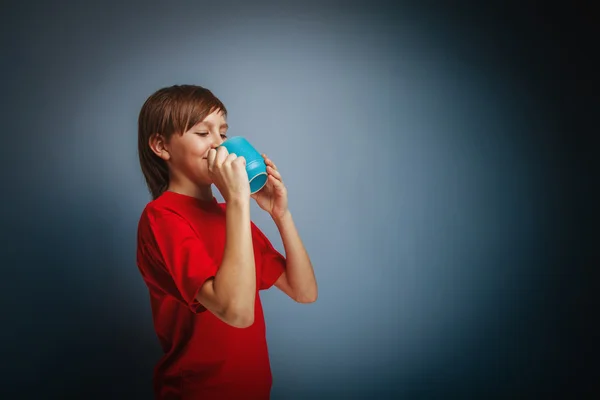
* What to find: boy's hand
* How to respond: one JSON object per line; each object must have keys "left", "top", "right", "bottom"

{"left": 207, "top": 147, "right": 250, "bottom": 203}
{"left": 251, "top": 154, "right": 289, "bottom": 219}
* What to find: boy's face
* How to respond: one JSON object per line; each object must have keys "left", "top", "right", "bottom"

{"left": 157, "top": 109, "right": 229, "bottom": 186}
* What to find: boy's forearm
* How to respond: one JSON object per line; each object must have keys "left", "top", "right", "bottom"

{"left": 273, "top": 211, "right": 317, "bottom": 303}
{"left": 214, "top": 198, "right": 256, "bottom": 318}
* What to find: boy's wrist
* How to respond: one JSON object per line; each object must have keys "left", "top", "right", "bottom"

{"left": 272, "top": 210, "right": 292, "bottom": 226}
{"left": 226, "top": 195, "right": 251, "bottom": 207}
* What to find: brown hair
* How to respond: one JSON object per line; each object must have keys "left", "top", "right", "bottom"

{"left": 138, "top": 85, "right": 227, "bottom": 200}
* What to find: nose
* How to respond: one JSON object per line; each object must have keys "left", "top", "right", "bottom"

{"left": 212, "top": 136, "right": 225, "bottom": 149}
{"left": 204, "top": 140, "right": 222, "bottom": 159}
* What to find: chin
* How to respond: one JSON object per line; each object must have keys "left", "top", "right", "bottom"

{"left": 196, "top": 175, "right": 213, "bottom": 186}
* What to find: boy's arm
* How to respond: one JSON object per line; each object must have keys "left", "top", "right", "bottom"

{"left": 272, "top": 210, "right": 318, "bottom": 303}
{"left": 196, "top": 198, "right": 256, "bottom": 328}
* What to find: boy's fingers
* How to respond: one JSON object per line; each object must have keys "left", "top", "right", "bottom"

{"left": 267, "top": 166, "right": 282, "bottom": 181}
{"left": 270, "top": 175, "right": 286, "bottom": 190}
{"left": 262, "top": 154, "right": 277, "bottom": 170}
{"left": 207, "top": 149, "right": 217, "bottom": 171}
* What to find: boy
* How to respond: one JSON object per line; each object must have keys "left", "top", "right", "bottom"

{"left": 135, "top": 85, "right": 317, "bottom": 399}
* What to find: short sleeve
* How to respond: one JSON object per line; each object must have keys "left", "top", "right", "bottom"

{"left": 145, "top": 208, "right": 218, "bottom": 313}
{"left": 252, "top": 223, "right": 286, "bottom": 290}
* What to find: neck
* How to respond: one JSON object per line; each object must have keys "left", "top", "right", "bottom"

{"left": 167, "top": 178, "right": 213, "bottom": 202}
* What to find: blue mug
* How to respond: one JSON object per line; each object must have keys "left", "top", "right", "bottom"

{"left": 218, "top": 136, "right": 268, "bottom": 194}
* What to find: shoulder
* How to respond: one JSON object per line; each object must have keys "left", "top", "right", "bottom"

{"left": 138, "top": 197, "right": 190, "bottom": 233}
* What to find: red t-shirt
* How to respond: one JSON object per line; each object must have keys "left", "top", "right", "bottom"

{"left": 136, "top": 191, "right": 286, "bottom": 399}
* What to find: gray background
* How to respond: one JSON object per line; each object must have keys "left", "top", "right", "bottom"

{"left": 1, "top": 1, "right": 594, "bottom": 398}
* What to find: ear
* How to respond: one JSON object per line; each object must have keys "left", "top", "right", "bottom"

{"left": 148, "top": 133, "right": 170, "bottom": 161}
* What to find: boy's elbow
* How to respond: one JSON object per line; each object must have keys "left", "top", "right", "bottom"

{"left": 231, "top": 312, "right": 254, "bottom": 328}
{"left": 224, "top": 306, "right": 255, "bottom": 328}
{"left": 296, "top": 291, "right": 318, "bottom": 304}
{"left": 195, "top": 279, "right": 255, "bottom": 328}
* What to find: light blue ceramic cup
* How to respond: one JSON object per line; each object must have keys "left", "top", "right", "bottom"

{"left": 218, "top": 136, "right": 268, "bottom": 194}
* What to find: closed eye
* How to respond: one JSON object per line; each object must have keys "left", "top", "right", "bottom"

{"left": 196, "top": 132, "right": 227, "bottom": 139}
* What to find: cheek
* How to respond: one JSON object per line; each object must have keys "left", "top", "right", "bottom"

{"left": 182, "top": 142, "right": 210, "bottom": 170}
{"left": 170, "top": 135, "right": 210, "bottom": 168}
{"left": 189, "top": 146, "right": 210, "bottom": 163}
{"left": 186, "top": 137, "right": 210, "bottom": 156}
{"left": 173, "top": 139, "right": 205, "bottom": 159}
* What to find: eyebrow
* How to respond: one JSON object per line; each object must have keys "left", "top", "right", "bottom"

{"left": 202, "top": 121, "right": 228, "bottom": 130}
